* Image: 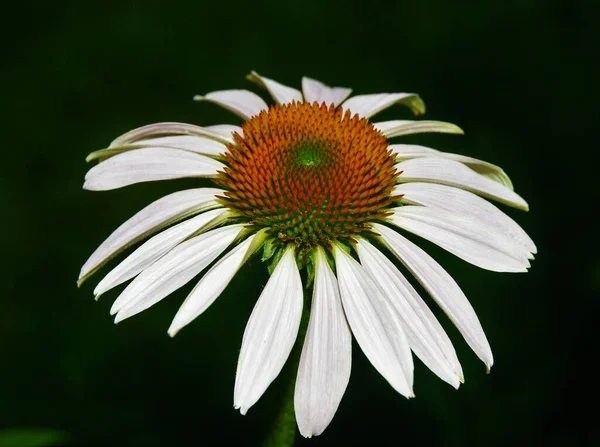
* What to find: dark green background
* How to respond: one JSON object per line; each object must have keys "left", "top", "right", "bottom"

{"left": 2, "top": 0, "right": 596, "bottom": 446}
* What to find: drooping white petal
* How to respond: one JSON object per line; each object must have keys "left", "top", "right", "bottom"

{"left": 87, "top": 122, "right": 238, "bottom": 162}
{"left": 83, "top": 148, "right": 224, "bottom": 191}
{"left": 133, "top": 136, "right": 226, "bottom": 156}
{"left": 136, "top": 135, "right": 227, "bottom": 156}
{"left": 112, "top": 224, "right": 244, "bottom": 321}
{"left": 206, "top": 124, "right": 243, "bottom": 139}
{"left": 396, "top": 157, "right": 529, "bottom": 210}
{"left": 375, "top": 120, "right": 464, "bottom": 138}
{"left": 194, "top": 90, "right": 268, "bottom": 120}
{"left": 110, "top": 122, "right": 235, "bottom": 147}
{"left": 373, "top": 223, "right": 493, "bottom": 370}
{"left": 389, "top": 206, "right": 530, "bottom": 272}
{"left": 395, "top": 183, "right": 536, "bottom": 254}
{"left": 247, "top": 71, "right": 303, "bottom": 105}
{"left": 356, "top": 240, "right": 462, "bottom": 388}
{"left": 86, "top": 137, "right": 228, "bottom": 162}
{"left": 389, "top": 145, "right": 437, "bottom": 155}
{"left": 390, "top": 144, "right": 513, "bottom": 190}
{"left": 167, "top": 231, "right": 267, "bottom": 337}
{"left": 234, "top": 246, "right": 303, "bottom": 414}
{"left": 333, "top": 245, "right": 414, "bottom": 398}
{"left": 78, "top": 188, "right": 223, "bottom": 285}
{"left": 301, "top": 77, "right": 352, "bottom": 107}
{"left": 342, "top": 93, "right": 425, "bottom": 119}
{"left": 295, "top": 248, "right": 352, "bottom": 438}
{"left": 94, "top": 209, "right": 229, "bottom": 297}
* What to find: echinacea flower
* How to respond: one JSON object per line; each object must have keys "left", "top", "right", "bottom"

{"left": 79, "top": 72, "right": 535, "bottom": 438}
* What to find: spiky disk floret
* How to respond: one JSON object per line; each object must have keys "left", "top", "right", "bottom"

{"left": 218, "top": 101, "right": 399, "bottom": 252}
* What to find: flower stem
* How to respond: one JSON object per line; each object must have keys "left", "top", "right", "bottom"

{"left": 262, "top": 294, "right": 311, "bottom": 447}
{"left": 262, "top": 371, "right": 297, "bottom": 447}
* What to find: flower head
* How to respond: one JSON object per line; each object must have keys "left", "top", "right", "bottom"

{"left": 220, "top": 101, "right": 398, "bottom": 254}
{"left": 80, "top": 72, "right": 535, "bottom": 437}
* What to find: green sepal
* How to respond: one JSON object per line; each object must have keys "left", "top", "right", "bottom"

{"left": 261, "top": 237, "right": 278, "bottom": 263}
{"left": 267, "top": 248, "right": 285, "bottom": 275}
{"left": 305, "top": 255, "right": 315, "bottom": 288}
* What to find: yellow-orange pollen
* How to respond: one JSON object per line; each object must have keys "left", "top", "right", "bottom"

{"left": 218, "top": 101, "right": 399, "bottom": 250}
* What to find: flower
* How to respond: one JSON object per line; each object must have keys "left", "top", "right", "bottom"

{"left": 79, "top": 71, "right": 536, "bottom": 437}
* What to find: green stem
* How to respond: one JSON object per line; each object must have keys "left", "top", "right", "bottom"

{"left": 262, "top": 293, "right": 311, "bottom": 447}
{"left": 262, "top": 370, "right": 297, "bottom": 447}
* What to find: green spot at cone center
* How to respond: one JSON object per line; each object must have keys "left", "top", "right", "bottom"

{"left": 294, "top": 145, "right": 326, "bottom": 167}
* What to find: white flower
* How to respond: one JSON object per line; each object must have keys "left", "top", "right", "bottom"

{"left": 79, "top": 71, "right": 536, "bottom": 438}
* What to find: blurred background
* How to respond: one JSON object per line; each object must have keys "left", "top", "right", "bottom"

{"left": 2, "top": 0, "right": 597, "bottom": 445}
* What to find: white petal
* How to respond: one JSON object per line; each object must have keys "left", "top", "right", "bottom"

{"left": 342, "top": 93, "right": 425, "bottom": 119}
{"left": 94, "top": 209, "right": 229, "bottom": 297}
{"left": 133, "top": 136, "right": 225, "bottom": 156}
{"left": 112, "top": 224, "right": 244, "bottom": 321}
{"left": 234, "top": 246, "right": 303, "bottom": 415}
{"left": 110, "top": 122, "right": 235, "bottom": 147}
{"left": 295, "top": 248, "right": 352, "bottom": 438}
{"left": 333, "top": 245, "right": 414, "bottom": 397}
{"left": 301, "top": 77, "right": 352, "bottom": 107}
{"left": 373, "top": 223, "right": 493, "bottom": 370}
{"left": 396, "top": 157, "right": 529, "bottom": 210}
{"left": 389, "top": 206, "right": 530, "bottom": 272}
{"left": 375, "top": 120, "right": 464, "bottom": 138}
{"left": 390, "top": 144, "right": 513, "bottom": 190}
{"left": 167, "top": 231, "right": 266, "bottom": 337}
{"left": 247, "top": 71, "right": 303, "bottom": 105}
{"left": 395, "top": 182, "right": 536, "bottom": 254}
{"left": 87, "top": 137, "right": 228, "bottom": 162}
{"left": 389, "top": 144, "right": 438, "bottom": 155}
{"left": 83, "top": 148, "right": 224, "bottom": 191}
{"left": 356, "top": 240, "right": 462, "bottom": 388}
{"left": 206, "top": 124, "right": 243, "bottom": 139}
{"left": 78, "top": 188, "right": 223, "bottom": 285}
{"left": 134, "top": 136, "right": 226, "bottom": 156}
{"left": 194, "top": 89, "right": 268, "bottom": 120}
